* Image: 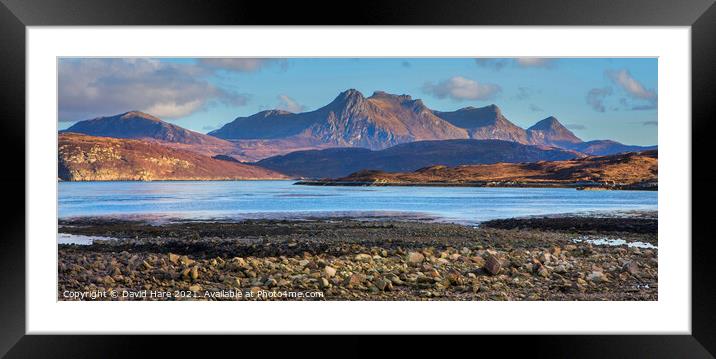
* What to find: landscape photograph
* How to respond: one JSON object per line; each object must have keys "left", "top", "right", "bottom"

{"left": 57, "top": 57, "right": 658, "bottom": 301}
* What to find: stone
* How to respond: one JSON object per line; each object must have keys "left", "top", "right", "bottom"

{"left": 344, "top": 274, "right": 364, "bottom": 288}
{"left": 554, "top": 264, "right": 567, "bottom": 274}
{"left": 324, "top": 266, "right": 337, "bottom": 278}
{"left": 355, "top": 254, "right": 372, "bottom": 261}
{"left": 537, "top": 265, "right": 550, "bottom": 278}
{"left": 233, "top": 257, "right": 247, "bottom": 268}
{"left": 189, "top": 284, "right": 202, "bottom": 292}
{"left": 446, "top": 270, "right": 464, "bottom": 285}
{"left": 586, "top": 271, "right": 608, "bottom": 283}
{"left": 141, "top": 260, "right": 153, "bottom": 270}
{"left": 484, "top": 254, "right": 502, "bottom": 275}
{"left": 374, "top": 279, "right": 389, "bottom": 291}
{"left": 190, "top": 266, "right": 199, "bottom": 280}
{"left": 471, "top": 256, "right": 486, "bottom": 267}
{"left": 298, "top": 259, "right": 310, "bottom": 267}
{"left": 407, "top": 252, "right": 425, "bottom": 265}
{"left": 181, "top": 268, "right": 191, "bottom": 280}
{"left": 180, "top": 256, "right": 195, "bottom": 266}
{"left": 319, "top": 277, "right": 330, "bottom": 289}
{"left": 168, "top": 253, "right": 180, "bottom": 265}
{"left": 623, "top": 261, "right": 640, "bottom": 276}
{"left": 540, "top": 252, "right": 552, "bottom": 264}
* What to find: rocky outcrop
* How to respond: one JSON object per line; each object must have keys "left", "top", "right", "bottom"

{"left": 58, "top": 133, "right": 288, "bottom": 181}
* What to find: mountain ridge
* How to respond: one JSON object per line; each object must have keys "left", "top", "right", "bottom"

{"left": 61, "top": 90, "right": 656, "bottom": 161}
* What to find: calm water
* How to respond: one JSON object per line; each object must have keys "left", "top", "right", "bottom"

{"left": 58, "top": 180, "right": 657, "bottom": 225}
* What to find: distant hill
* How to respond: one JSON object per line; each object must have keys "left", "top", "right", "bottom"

{"left": 64, "top": 111, "right": 230, "bottom": 146}
{"left": 62, "top": 111, "right": 241, "bottom": 159}
{"left": 256, "top": 139, "right": 581, "bottom": 178}
{"left": 58, "top": 133, "right": 288, "bottom": 181}
{"left": 304, "top": 150, "right": 657, "bottom": 190}
{"left": 567, "top": 140, "right": 657, "bottom": 156}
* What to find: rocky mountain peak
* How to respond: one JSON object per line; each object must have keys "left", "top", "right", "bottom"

{"left": 119, "top": 111, "right": 161, "bottom": 122}
{"left": 526, "top": 116, "right": 582, "bottom": 145}
{"left": 370, "top": 91, "right": 414, "bottom": 103}
{"left": 529, "top": 116, "right": 563, "bottom": 130}
{"left": 257, "top": 109, "right": 293, "bottom": 117}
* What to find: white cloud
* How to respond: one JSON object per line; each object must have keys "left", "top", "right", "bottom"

{"left": 276, "top": 94, "right": 305, "bottom": 113}
{"left": 606, "top": 69, "right": 657, "bottom": 100}
{"left": 516, "top": 58, "right": 556, "bottom": 68}
{"left": 58, "top": 58, "right": 250, "bottom": 121}
{"left": 422, "top": 76, "right": 501, "bottom": 101}
{"left": 198, "top": 58, "right": 286, "bottom": 72}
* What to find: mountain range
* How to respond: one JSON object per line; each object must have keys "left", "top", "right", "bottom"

{"left": 207, "top": 89, "right": 654, "bottom": 158}
{"left": 59, "top": 89, "right": 656, "bottom": 180}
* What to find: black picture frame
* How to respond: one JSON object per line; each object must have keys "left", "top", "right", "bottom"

{"left": 1, "top": 0, "right": 714, "bottom": 357}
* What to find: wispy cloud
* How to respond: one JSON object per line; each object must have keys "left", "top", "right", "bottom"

{"left": 585, "top": 87, "right": 613, "bottom": 112}
{"left": 529, "top": 104, "right": 543, "bottom": 112}
{"left": 58, "top": 58, "right": 250, "bottom": 122}
{"left": 422, "top": 76, "right": 501, "bottom": 101}
{"left": 276, "top": 94, "right": 305, "bottom": 113}
{"left": 197, "top": 58, "right": 287, "bottom": 72}
{"left": 565, "top": 123, "right": 587, "bottom": 130}
{"left": 606, "top": 69, "right": 657, "bottom": 110}
{"left": 515, "top": 58, "right": 556, "bottom": 68}
{"left": 475, "top": 58, "right": 556, "bottom": 70}
{"left": 514, "top": 87, "right": 535, "bottom": 101}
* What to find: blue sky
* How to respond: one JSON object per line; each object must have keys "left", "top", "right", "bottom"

{"left": 58, "top": 57, "right": 657, "bottom": 145}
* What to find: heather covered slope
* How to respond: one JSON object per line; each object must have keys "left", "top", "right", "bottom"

{"left": 312, "top": 150, "right": 657, "bottom": 189}
{"left": 257, "top": 139, "right": 581, "bottom": 178}
{"left": 58, "top": 133, "right": 288, "bottom": 181}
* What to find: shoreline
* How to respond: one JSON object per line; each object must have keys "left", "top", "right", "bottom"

{"left": 58, "top": 212, "right": 658, "bottom": 301}
{"left": 294, "top": 180, "right": 658, "bottom": 191}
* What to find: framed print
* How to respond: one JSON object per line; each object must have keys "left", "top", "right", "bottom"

{"left": 2, "top": 0, "right": 716, "bottom": 356}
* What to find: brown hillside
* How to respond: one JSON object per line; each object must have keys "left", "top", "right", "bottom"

{"left": 329, "top": 150, "right": 657, "bottom": 188}
{"left": 58, "top": 133, "right": 288, "bottom": 181}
